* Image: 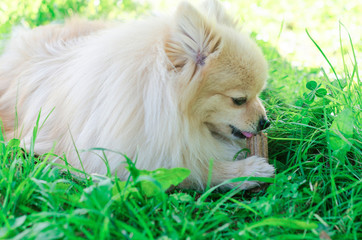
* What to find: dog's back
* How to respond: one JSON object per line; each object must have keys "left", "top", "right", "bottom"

{"left": 0, "top": 18, "right": 109, "bottom": 132}
{"left": 0, "top": 15, "right": 175, "bottom": 176}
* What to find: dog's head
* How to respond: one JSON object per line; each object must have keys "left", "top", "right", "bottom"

{"left": 166, "top": 0, "right": 269, "bottom": 140}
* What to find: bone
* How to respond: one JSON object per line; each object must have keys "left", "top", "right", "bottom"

{"left": 246, "top": 132, "right": 268, "bottom": 159}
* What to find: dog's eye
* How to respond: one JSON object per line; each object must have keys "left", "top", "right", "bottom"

{"left": 232, "top": 97, "right": 247, "bottom": 106}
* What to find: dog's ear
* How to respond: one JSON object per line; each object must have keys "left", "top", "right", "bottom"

{"left": 166, "top": 1, "right": 222, "bottom": 71}
{"left": 201, "top": 0, "right": 237, "bottom": 27}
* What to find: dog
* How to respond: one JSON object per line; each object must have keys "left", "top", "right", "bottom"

{"left": 0, "top": 0, "right": 274, "bottom": 189}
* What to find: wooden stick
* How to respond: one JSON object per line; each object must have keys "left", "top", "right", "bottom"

{"left": 246, "top": 132, "right": 268, "bottom": 159}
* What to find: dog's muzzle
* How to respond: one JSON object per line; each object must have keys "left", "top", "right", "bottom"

{"left": 230, "top": 118, "right": 270, "bottom": 139}
{"left": 229, "top": 125, "right": 249, "bottom": 139}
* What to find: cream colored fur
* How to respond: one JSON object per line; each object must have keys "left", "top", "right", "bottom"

{"left": 0, "top": 0, "right": 274, "bottom": 189}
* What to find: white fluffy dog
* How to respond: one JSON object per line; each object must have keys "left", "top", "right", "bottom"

{"left": 0, "top": 0, "right": 274, "bottom": 189}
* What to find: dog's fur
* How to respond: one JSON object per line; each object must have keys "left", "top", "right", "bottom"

{"left": 0, "top": 0, "right": 274, "bottom": 189}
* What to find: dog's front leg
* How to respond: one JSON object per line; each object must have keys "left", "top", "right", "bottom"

{"left": 210, "top": 156, "right": 275, "bottom": 190}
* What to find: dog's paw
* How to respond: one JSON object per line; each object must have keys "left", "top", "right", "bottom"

{"left": 236, "top": 156, "right": 275, "bottom": 190}
{"left": 243, "top": 156, "right": 275, "bottom": 178}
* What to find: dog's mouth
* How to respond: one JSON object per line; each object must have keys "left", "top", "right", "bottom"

{"left": 229, "top": 125, "right": 254, "bottom": 139}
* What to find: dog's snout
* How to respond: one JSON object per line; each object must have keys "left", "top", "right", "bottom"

{"left": 258, "top": 118, "right": 270, "bottom": 131}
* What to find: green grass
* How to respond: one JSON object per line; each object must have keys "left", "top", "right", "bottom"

{"left": 1, "top": 1, "right": 361, "bottom": 239}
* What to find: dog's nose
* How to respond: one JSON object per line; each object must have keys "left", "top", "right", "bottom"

{"left": 258, "top": 118, "right": 270, "bottom": 131}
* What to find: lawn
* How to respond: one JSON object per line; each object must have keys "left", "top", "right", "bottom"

{"left": 0, "top": 0, "right": 361, "bottom": 239}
